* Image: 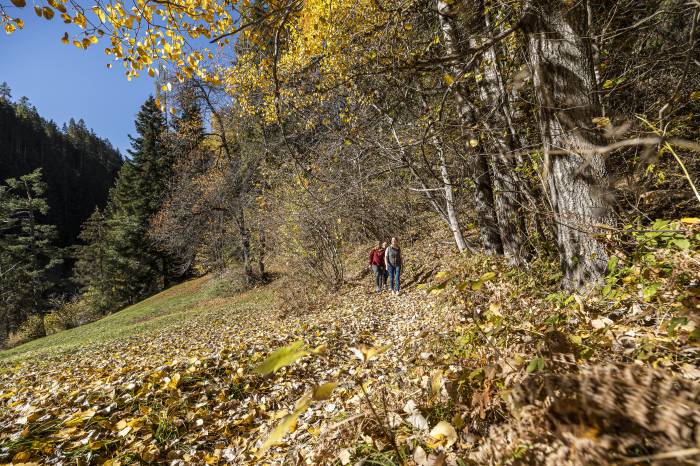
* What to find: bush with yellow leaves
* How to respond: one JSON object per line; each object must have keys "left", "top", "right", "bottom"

{"left": 44, "top": 297, "right": 101, "bottom": 335}
{"left": 6, "top": 314, "right": 45, "bottom": 348}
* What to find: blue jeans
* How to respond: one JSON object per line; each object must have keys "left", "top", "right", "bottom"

{"left": 371, "top": 265, "right": 385, "bottom": 291}
{"left": 387, "top": 264, "right": 401, "bottom": 291}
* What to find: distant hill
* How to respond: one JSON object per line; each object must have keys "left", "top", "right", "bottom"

{"left": 0, "top": 86, "right": 122, "bottom": 247}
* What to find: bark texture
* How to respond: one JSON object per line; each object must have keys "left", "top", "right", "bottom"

{"left": 471, "top": 8, "right": 529, "bottom": 264}
{"left": 437, "top": 0, "right": 503, "bottom": 255}
{"left": 235, "top": 206, "right": 254, "bottom": 284}
{"left": 525, "top": 0, "right": 613, "bottom": 290}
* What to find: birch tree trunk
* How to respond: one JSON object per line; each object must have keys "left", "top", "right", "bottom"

{"left": 524, "top": 0, "right": 613, "bottom": 290}
{"left": 437, "top": 0, "right": 503, "bottom": 256}
{"left": 434, "top": 135, "right": 469, "bottom": 252}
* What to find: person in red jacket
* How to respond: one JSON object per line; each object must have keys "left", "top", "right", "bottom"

{"left": 368, "top": 241, "right": 386, "bottom": 292}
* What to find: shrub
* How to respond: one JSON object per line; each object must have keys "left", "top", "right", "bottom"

{"left": 44, "top": 297, "right": 101, "bottom": 335}
{"left": 6, "top": 314, "right": 46, "bottom": 348}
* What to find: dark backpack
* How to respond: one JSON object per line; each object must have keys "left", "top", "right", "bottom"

{"left": 386, "top": 246, "right": 401, "bottom": 267}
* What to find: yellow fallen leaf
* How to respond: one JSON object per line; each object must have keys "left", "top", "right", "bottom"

{"left": 64, "top": 409, "right": 96, "bottom": 427}
{"left": 312, "top": 382, "right": 338, "bottom": 401}
{"left": 430, "top": 370, "right": 443, "bottom": 397}
{"left": 165, "top": 372, "right": 181, "bottom": 390}
{"left": 428, "top": 420, "right": 458, "bottom": 448}
{"left": 351, "top": 344, "right": 391, "bottom": 362}
{"left": 253, "top": 340, "right": 308, "bottom": 375}
{"left": 13, "top": 451, "right": 32, "bottom": 462}
{"left": 592, "top": 116, "right": 611, "bottom": 128}
{"left": 255, "top": 407, "right": 305, "bottom": 458}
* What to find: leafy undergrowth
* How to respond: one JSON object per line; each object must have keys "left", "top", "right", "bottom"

{"left": 1, "top": 220, "right": 699, "bottom": 465}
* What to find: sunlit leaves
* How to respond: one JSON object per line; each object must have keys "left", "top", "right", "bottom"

{"left": 253, "top": 340, "right": 308, "bottom": 375}
{"left": 10, "top": 0, "right": 26, "bottom": 8}
{"left": 255, "top": 407, "right": 304, "bottom": 458}
{"left": 427, "top": 421, "right": 457, "bottom": 448}
{"left": 312, "top": 381, "right": 338, "bottom": 400}
{"left": 42, "top": 7, "right": 55, "bottom": 20}
{"left": 526, "top": 356, "right": 545, "bottom": 373}
{"left": 349, "top": 343, "right": 391, "bottom": 362}
{"left": 47, "top": 0, "right": 66, "bottom": 13}
{"left": 92, "top": 6, "right": 106, "bottom": 24}
{"left": 73, "top": 13, "right": 86, "bottom": 29}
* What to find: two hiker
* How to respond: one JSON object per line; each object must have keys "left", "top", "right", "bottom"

{"left": 368, "top": 237, "right": 402, "bottom": 295}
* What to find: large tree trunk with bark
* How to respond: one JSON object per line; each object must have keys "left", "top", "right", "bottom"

{"left": 470, "top": 7, "right": 530, "bottom": 265}
{"left": 471, "top": 149, "right": 504, "bottom": 255}
{"left": 524, "top": 0, "right": 613, "bottom": 290}
{"left": 437, "top": 0, "right": 503, "bottom": 256}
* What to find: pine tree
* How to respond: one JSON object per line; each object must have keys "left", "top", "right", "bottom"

{"left": 72, "top": 208, "right": 112, "bottom": 312}
{"left": 0, "top": 169, "right": 62, "bottom": 344}
{"left": 128, "top": 96, "right": 170, "bottom": 217}
{"left": 74, "top": 96, "right": 174, "bottom": 310}
{"left": 0, "top": 82, "right": 11, "bottom": 102}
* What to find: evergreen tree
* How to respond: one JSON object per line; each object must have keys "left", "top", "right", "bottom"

{"left": 0, "top": 81, "right": 10, "bottom": 102}
{"left": 74, "top": 96, "right": 175, "bottom": 310}
{"left": 0, "top": 169, "right": 62, "bottom": 344}
{"left": 72, "top": 208, "right": 112, "bottom": 312}
{"left": 128, "top": 96, "right": 170, "bottom": 216}
{"left": 0, "top": 85, "right": 122, "bottom": 249}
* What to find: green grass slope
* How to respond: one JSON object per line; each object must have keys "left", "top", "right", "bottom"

{"left": 0, "top": 275, "right": 271, "bottom": 363}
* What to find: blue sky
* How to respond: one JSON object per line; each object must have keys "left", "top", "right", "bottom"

{"left": 1, "top": 10, "right": 156, "bottom": 154}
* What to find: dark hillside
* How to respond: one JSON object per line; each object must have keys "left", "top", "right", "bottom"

{"left": 0, "top": 90, "right": 122, "bottom": 246}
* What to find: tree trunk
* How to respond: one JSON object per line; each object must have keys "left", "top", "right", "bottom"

{"left": 437, "top": 0, "right": 503, "bottom": 255}
{"left": 470, "top": 10, "right": 529, "bottom": 265}
{"left": 417, "top": 92, "right": 470, "bottom": 253}
{"left": 524, "top": 0, "right": 613, "bottom": 290}
{"left": 436, "top": 136, "right": 469, "bottom": 252}
{"left": 257, "top": 223, "right": 266, "bottom": 278}
{"left": 235, "top": 206, "right": 254, "bottom": 284}
{"left": 471, "top": 149, "right": 504, "bottom": 255}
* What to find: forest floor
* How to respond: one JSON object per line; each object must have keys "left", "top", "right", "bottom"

{"left": 1, "top": 225, "right": 699, "bottom": 465}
